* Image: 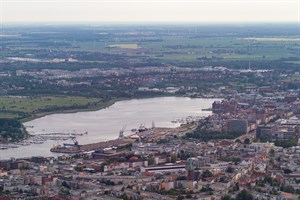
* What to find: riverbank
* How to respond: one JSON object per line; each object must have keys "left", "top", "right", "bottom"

{"left": 2, "top": 97, "right": 216, "bottom": 159}
{"left": 20, "top": 98, "right": 119, "bottom": 123}
{"left": 0, "top": 96, "right": 107, "bottom": 122}
{"left": 2, "top": 93, "right": 222, "bottom": 123}
{"left": 20, "top": 93, "right": 185, "bottom": 122}
{"left": 1, "top": 94, "right": 175, "bottom": 123}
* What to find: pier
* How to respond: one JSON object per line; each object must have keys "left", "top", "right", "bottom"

{"left": 50, "top": 138, "right": 135, "bottom": 153}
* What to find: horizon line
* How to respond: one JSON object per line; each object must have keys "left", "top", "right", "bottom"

{"left": 2, "top": 21, "right": 300, "bottom": 25}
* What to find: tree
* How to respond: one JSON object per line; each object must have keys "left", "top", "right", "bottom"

{"left": 62, "top": 181, "right": 70, "bottom": 189}
{"left": 275, "top": 138, "right": 298, "bottom": 148}
{"left": 202, "top": 169, "right": 213, "bottom": 179}
{"left": 233, "top": 183, "right": 239, "bottom": 192}
{"left": 147, "top": 157, "right": 155, "bottom": 165}
{"left": 220, "top": 176, "right": 226, "bottom": 183}
{"left": 269, "top": 158, "right": 274, "bottom": 165}
{"left": 59, "top": 187, "right": 70, "bottom": 197}
{"left": 170, "top": 153, "right": 177, "bottom": 163}
{"left": 269, "top": 148, "right": 275, "bottom": 157}
{"left": 74, "top": 166, "right": 82, "bottom": 172}
{"left": 235, "top": 139, "right": 242, "bottom": 143}
{"left": 244, "top": 138, "right": 250, "bottom": 144}
{"left": 200, "top": 186, "right": 213, "bottom": 193}
{"left": 281, "top": 185, "right": 295, "bottom": 193}
{"left": 235, "top": 190, "right": 253, "bottom": 200}
{"left": 121, "top": 193, "right": 130, "bottom": 200}
{"left": 226, "top": 166, "right": 234, "bottom": 173}
{"left": 284, "top": 169, "right": 293, "bottom": 174}
{"left": 177, "top": 195, "right": 184, "bottom": 200}
{"left": 222, "top": 195, "right": 234, "bottom": 200}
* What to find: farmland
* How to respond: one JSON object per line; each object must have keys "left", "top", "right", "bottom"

{"left": 243, "top": 37, "right": 300, "bottom": 41}
{"left": 1, "top": 24, "right": 300, "bottom": 120}
{"left": 1, "top": 24, "right": 300, "bottom": 65}
{"left": 108, "top": 43, "right": 140, "bottom": 49}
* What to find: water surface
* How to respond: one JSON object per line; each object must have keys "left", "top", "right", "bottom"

{"left": 1, "top": 97, "right": 216, "bottom": 159}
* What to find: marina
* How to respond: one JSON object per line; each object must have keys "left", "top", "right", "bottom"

{"left": 0, "top": 132, "right": 88, "bottom": 150}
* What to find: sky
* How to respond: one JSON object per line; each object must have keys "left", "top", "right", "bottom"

{"left": 1, "top": 0, "right": 299, "bottom": 23}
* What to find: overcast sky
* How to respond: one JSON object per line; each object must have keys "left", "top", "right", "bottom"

{"left": 1, "top": 0, "right": 299, "bottom": 23}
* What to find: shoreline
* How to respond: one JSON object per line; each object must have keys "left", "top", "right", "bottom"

{"left": 21, "top": 95, "right": 219, "bottom": 123}
{"left": 20, "top": 98, "right": 121, "bottom": 123}
{"left": 20, "top": 95, "right": 174, "bottom": 123}
{"left": 1, "top": 97, "right": 217, "bottom": 160}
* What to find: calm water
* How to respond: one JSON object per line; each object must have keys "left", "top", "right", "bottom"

{"left": 0, "top": 97, "right": 216, "bottom": 159}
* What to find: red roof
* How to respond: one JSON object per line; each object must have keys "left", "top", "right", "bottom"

{"left": 129, "top": 156, "right": 139, "bottom": 161}
{"left": 0, "top": 196, "right": 12, "bottom": 200}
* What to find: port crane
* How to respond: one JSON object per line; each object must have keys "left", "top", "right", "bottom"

{"left": 63, "top": 136, "right": 80, "bottom": 149}
{"left": 152, "top": 121, "right": 155, "bottom": 129}
{"left": 118, "top": 125, "right": 126, "bottom": 139}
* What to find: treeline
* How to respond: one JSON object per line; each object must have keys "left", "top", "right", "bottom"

{"left": 185, "top": 129, "right": 242, "bottom": 141}
{"left": 0, "top": 118, "right": 29, "bottom": 141}
{"left": 257, "top": 135, "right": 298, "bottom": 148}
{"left": 36, "top": 102, "right": 101, "bottom": 113}
{"left": 274, "top": 138, "right": 298, "bottom": 148}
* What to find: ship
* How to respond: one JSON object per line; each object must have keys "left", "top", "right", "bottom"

{"left": 138, "top": 124, "right": 148, "bottom": 132}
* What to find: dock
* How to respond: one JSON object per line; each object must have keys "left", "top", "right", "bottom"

{"left": 201, "top": 108, "right": 212, "bottom": 111}
{"left": 50, "top": 124, "right": 197, "bottom": 154}
{"left": 50, "top": 138, "right": 135, "bottom": 154}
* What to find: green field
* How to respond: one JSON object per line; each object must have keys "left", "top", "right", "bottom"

{"left": 0, "top": 96, "right": 111, "bottom": 121}
{"left": 2, "top": 25, "right": 300, "bottom": 123}
{"left": 140, "top": 36, "right": 300, "bottom": 62}
{"left": 3, "top": 29, "right": 300, "bottom": 63}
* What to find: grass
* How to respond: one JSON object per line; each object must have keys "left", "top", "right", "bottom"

{"left": 243, "top": 37, "right": 300, "bottom": 41}
{"left": 0, "top": 96, "right": 111, "bottom": 121}
{"left": 0, "top": 113, "right": 19, "bottom": 119}
{"left": 0, "top": 96, "right": 99, "bottom": 112}
{"left": 143, "top": 36, "right": 300, "bottom": 62}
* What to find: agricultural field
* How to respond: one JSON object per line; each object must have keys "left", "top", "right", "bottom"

{"left": 243, "top": 37, "right": 300, "bottom": 41}
{"left": 108, "top": 43, "right": 139, "bottom": 49}
{"left": 0, "top": 34, "right": 20, "bottom": 37}
{"left": 1, "top": 24, "right": 300, "bottom": 66}
{"left": 1, "top": 24, "right": 300, "bottom": 121}
{"left": 1, "top": 25, "right": 300, "bottom": 65}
